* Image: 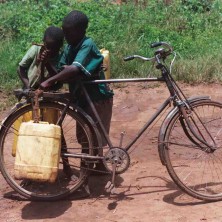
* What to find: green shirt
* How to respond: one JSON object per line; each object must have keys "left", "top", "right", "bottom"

{"left": 19, "top": 45, "right": 60, "bottom": 89}
{"left": 58, "top": 36, "right": 113, "bottom": 103}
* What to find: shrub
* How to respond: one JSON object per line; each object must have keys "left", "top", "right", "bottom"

{"left": 0, "top": 0, "right": 222, "bottom": 91}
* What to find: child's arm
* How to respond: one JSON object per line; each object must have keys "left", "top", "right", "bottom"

{"left": 38, "top": 48, "right": 58, "bottom": 77}
{"left": 39, "top": 49, "right": 64, "bottom": 90}
{"left": 40, "top": 65, "right": 82, "bottom": 90}
{"left": 45, "top": 62, "right": 63, "bottom": 91}
{"left": 45, "top": 62, "right": 58, "bottom": 77}
{"left": 18, "top": 45, "right": 39, "bottom": 89}
{"left": 17, "top": 66, "right": 29, "bottom": 89}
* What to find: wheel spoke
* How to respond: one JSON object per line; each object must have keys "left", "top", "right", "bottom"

{"left": 164, "top": 101, "right": 222, "bottom": 201}
{"left": 0, "top": 102, "right": 93, "bottom": 200}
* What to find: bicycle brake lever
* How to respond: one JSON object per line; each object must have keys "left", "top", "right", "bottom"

{"left": 151, "top": 42, "right": 162, "bottom": 48}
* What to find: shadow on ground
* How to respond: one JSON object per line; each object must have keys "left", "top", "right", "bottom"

{"left": 3, "top": 174, "right": 211, "bottom": 220}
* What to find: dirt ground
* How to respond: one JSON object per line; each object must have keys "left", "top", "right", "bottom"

{"left": 1, "top": 82, "right": 222, "bottom": 222}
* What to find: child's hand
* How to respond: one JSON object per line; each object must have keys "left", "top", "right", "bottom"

{"left": 39, "top": 79, "right": 52, "bottom": 90}
{"left": 101, "top": 64, "right": 108, "bottom": 71}
{"left": 40, "top": 49, "right": 50, "bottom": 62}
{"left": 37, "top": 46, "right": 50, "bottom": 64}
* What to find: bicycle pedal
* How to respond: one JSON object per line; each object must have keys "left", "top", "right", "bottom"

{"left": 105, "top": 183, "right": 115, "bottom": 193}
{"left": 110, "top": 187, "right": 116, "bottom": 195}
{"left": 106, "top": 184, "right": 115, "bottom": 193}
{"left": 82, "top": 183, "right": 91, "bottom": 196}
{"left": 105, "top": 181, "right": 112, "bottom": 190}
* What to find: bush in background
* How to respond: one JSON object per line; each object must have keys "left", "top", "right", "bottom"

{"left": 0, "top": 0, "right": 222, "bottom": 92}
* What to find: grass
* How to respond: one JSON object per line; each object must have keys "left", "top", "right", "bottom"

{"left": 0, "top": 0, "right": 222, "bottom": 93}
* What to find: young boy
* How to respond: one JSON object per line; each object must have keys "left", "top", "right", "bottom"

{"left": 18, "top": 26, "right": 64, "bottom": 90}
{"left": 16, "top": 26, "right": 67, "bottom": 175}
{"left": 40, "top": 11, "right": 114, "bottom": 173}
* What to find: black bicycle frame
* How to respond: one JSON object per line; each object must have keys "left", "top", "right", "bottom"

{"left": 82, "top": 77, "right": 173, "bottom": 152}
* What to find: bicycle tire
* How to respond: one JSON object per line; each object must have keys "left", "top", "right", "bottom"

{"left": 0, "top": 101, "right": 94, "bottom": 201}
{"left": 163, "top": 100, "right": 222, "bottom": 201}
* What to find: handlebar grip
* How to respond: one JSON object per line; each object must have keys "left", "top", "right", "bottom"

{"left": 150, "top": 42, "right": 163, "bottom": 48}
{"left": 123, "top": 56, "right": 135, "bottom": 61}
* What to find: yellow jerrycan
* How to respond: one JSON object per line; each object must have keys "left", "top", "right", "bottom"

{"left": 12, "top": 111, "right": 32, "bottom": 157}
{"left": 14, "top": 121, "right": 61, "bottom": 183}
{"left": 100, "top": 48, "right": 110, "bottom": 79}
{"left": 12, "top": 108, "right": 59, "bottom": 157}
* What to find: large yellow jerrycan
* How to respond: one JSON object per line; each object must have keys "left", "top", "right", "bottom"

{"left": 100, "top": 48, "right": 110, "bottom": 79}
{"left": 14, "top": 121, "right": 61, "bottom": 183}
{"left": 12, "top": 111, "right": 32, "bottom": 157}
{"left": 12, "top": 109, "right": 59, "bottom": 157}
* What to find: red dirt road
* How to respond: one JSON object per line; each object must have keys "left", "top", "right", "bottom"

{"left": 1, "top": 82, "right": 222, "bottom": 222}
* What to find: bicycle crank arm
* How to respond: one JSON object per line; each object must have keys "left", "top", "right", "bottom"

{"left": 111, "top": 162, "right": 117, "bottom": 185}
{"left": 105, "top": 162, "right": 117, "bottom": 194}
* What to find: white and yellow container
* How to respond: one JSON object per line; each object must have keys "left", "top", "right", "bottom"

{"left": 12, "top": 111, "right": 32, "bottom": 157}
{"left": 100, "top": 48, "right": 110, "bottom": 79}
{"left": 12, "top": 109, "right": 59, "bottom": 157}
{"left": 14, "top": 121, "right": 61, "bottom": 183}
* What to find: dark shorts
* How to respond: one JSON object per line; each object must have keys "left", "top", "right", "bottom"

{"left": 77, "top": 98, "right": 113, "bottom": 151}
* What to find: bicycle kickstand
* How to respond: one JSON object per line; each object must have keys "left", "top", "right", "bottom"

{"left": 105, "top": 162, "right": 117, "bottom": 194}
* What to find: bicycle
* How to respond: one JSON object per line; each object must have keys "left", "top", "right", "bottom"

{"left": 1, "top": 42, "right": 222, "bottom": 202}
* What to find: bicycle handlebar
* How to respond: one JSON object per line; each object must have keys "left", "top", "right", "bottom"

{"left": 150, "top": 42, "right": 173, "bottom": 52}
{"left": 123, "top": 56, "right": 135, "bottom": 61}
{"left": 150, "top": 42, "right": 162, "bottom": 48}
{"left": 124, "top": 42, "right": 173, "bottom": 62}
{"left": 123, "top": 55, "right": 156, "bottom": 62}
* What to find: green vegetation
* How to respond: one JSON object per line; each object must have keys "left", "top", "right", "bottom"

{"left": 0, "top": 0, "right": 222, "bottom": 92}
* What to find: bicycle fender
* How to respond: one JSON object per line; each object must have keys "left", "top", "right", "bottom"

{"left": 0, "top": 101, "right": 27, "bottom": 131}
{"left": 158, "top": 96, "right": 211, "bottom": 166}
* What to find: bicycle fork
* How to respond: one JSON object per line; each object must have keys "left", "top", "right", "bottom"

{"left": 179, "top": 103, "right": 217, "bottom": 152}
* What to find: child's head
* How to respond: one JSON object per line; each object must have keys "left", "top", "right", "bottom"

{"left": 43, "top": 26, "right": 64, "bottom": 57}
{"left": 62, "top": 10, "right": 88, "bottom": 46}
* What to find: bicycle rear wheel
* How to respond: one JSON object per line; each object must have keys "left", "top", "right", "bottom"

{"left": 163, "top": 100, "right": 222, "bottom": 201}
{"left": 0, "top": 101, "right": 94, "bottom": 201}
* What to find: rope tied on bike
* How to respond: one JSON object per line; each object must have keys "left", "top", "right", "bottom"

{"left": 33, "top": 89, "right": 43, "bottom": 123}
{"left": 31, "top": 43, "right": 49, "bottom": 123}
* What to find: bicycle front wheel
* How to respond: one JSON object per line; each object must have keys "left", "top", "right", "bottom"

{"left": 0, "top": 102, "right": 94, "bottom": 201}
{"left": 164, "top": 100, "right": 222, "bottom": 201}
